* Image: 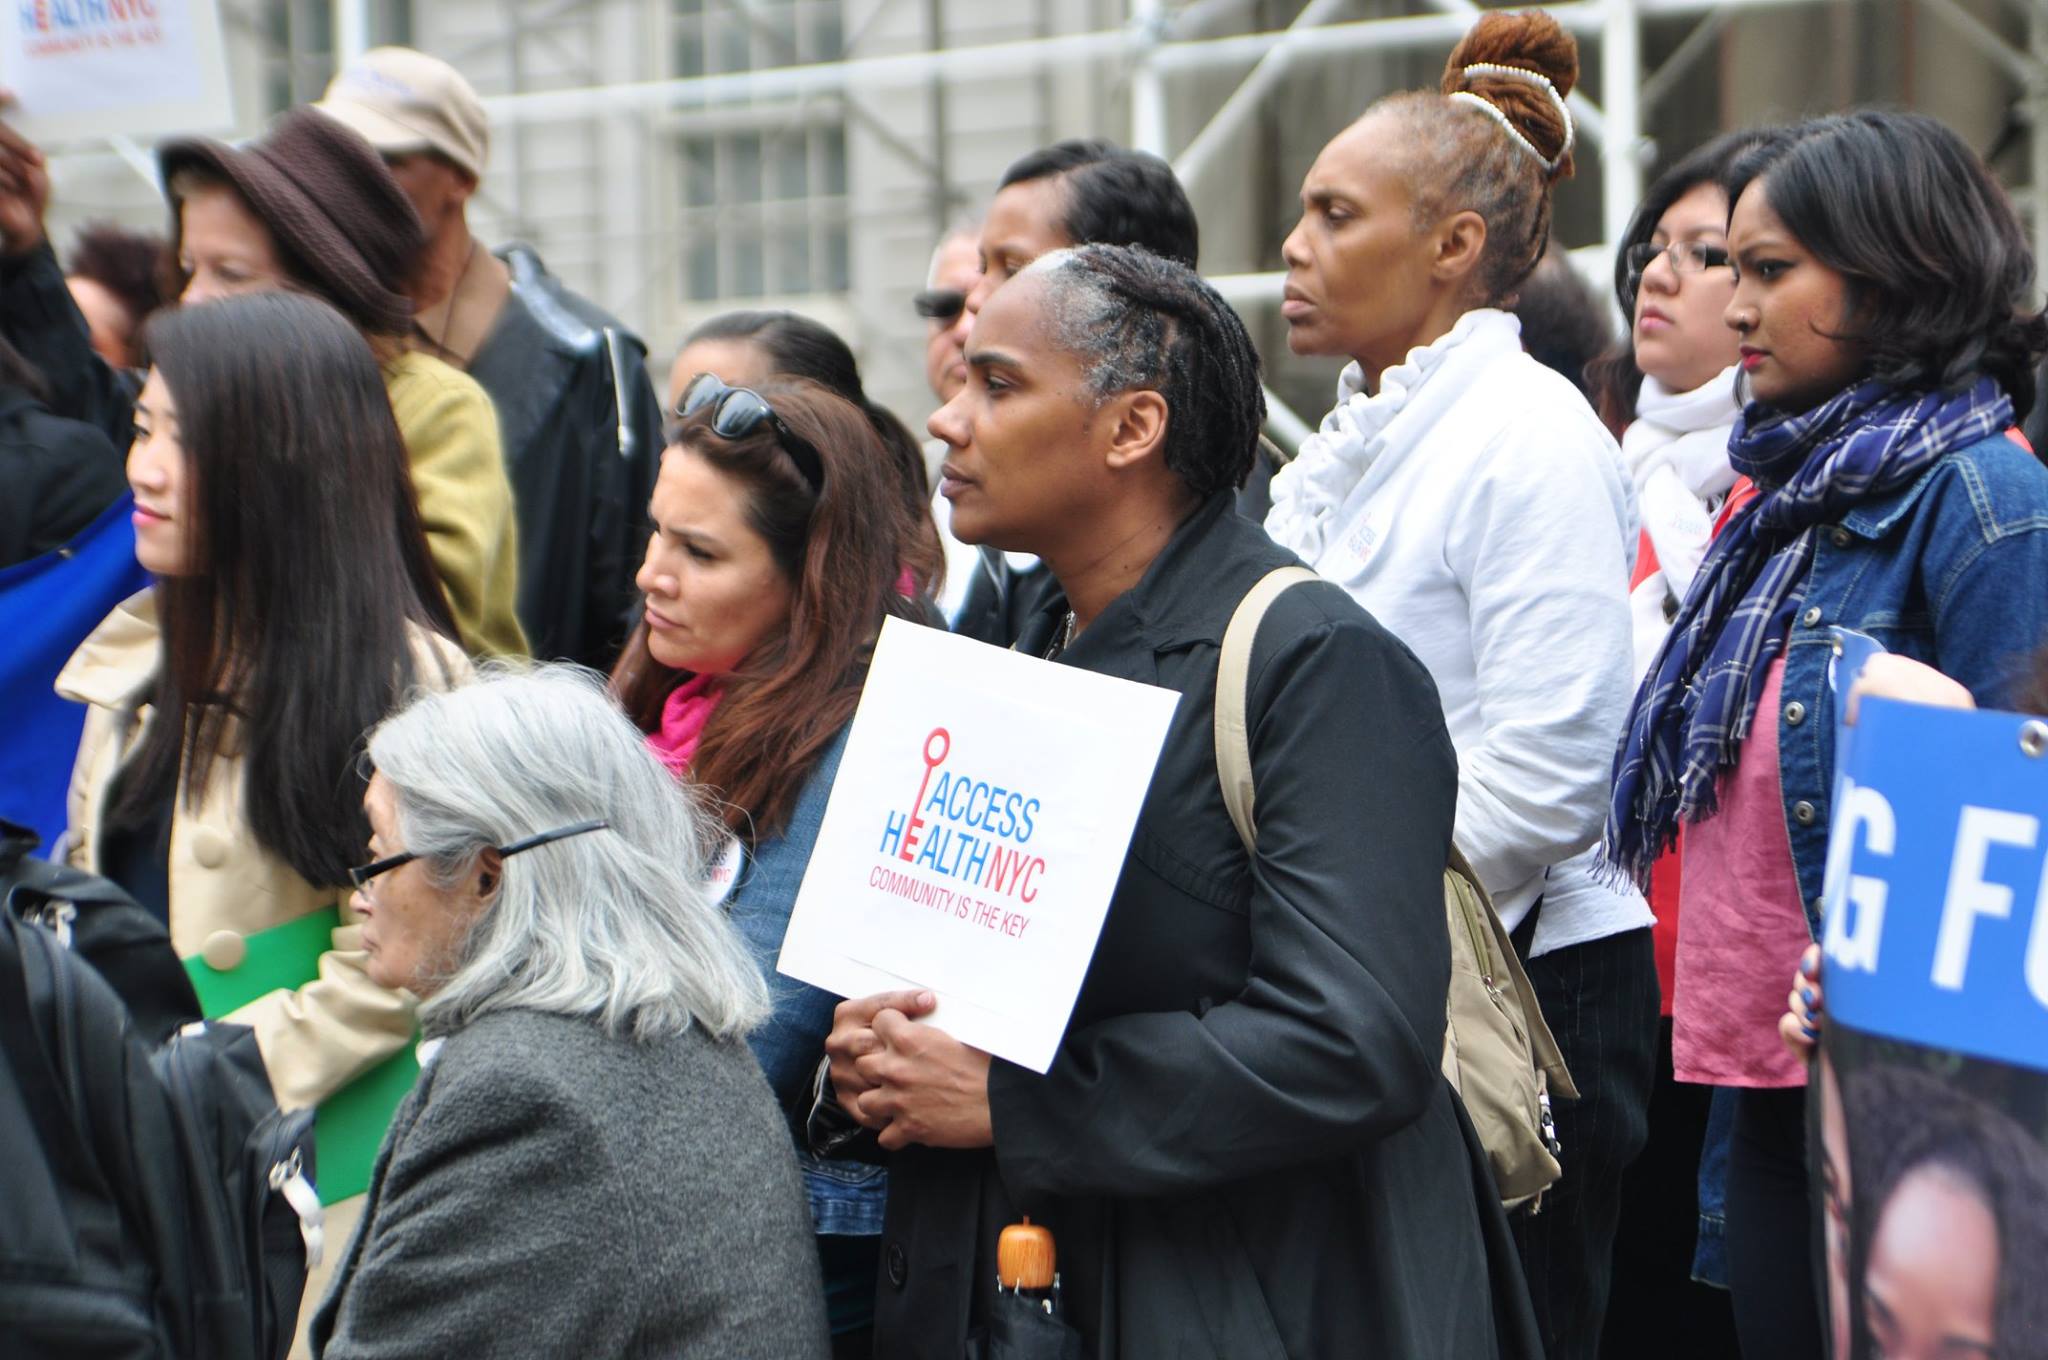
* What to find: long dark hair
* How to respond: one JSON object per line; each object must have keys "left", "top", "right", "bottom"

{"left": 1586, "top": 128, "right": 1783, "bottom": 434}
{"left": 612, "top": 380, "right": 921, "bottom": 841}
{"left": 1723, "top": 111, "right": 2048, "bottom": 420}
{"left": 681, "top": 310, "right": 943, "bottom": 593}
{"left": 112, "top": 293, "right": 456, "bottom": 886}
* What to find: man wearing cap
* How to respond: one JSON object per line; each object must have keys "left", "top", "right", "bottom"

{"left": 316, "top": 47, "right": 664, "bottom": 671}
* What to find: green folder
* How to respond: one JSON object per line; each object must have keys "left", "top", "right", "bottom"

{"left": 183, "top": 906, "right": 418, "bottom": 1204}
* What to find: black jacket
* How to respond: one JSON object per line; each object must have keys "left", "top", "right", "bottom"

{"left": 0, "top": 383, "right": 126, "bottom": 571}
{"left": 871, "top": 495, "right": 1541, "bottom": 1359}
{"left": 470, "top": 246, "right": 664, "bottom": 669}
{"left": 0, "top": 244, "right": 138, "bottom": 457}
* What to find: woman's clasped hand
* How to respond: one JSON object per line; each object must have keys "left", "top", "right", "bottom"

{"left": 824, "top": 990, "right": 994, "bottom": 1150}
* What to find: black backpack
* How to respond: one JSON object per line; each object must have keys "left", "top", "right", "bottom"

{"left": 0, "top": 820, "right": 318, "bottom": 1360}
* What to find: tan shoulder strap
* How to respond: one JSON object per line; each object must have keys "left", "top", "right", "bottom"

{"left": 1214, "top": 565, "right": 1320, "bottom": 853}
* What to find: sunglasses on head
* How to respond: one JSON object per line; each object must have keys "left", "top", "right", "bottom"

{"left": 912, "top": 288, "right": 967, "bottom": 323}
{"left": 675, "top": 373, "right": 826, "bottom": 492}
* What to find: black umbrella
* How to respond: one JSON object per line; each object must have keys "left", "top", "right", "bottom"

{"left": 981, "top": 1217, "right": 1082, "bottom": 1360}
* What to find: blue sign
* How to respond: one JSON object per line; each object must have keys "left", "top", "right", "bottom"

{"left": 1823, "top": 695, "right": 2048, "bottom": 1072}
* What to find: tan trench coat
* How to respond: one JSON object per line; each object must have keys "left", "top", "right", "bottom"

{"left": 57, "top": 590, "right": 468, "bottom": 1113}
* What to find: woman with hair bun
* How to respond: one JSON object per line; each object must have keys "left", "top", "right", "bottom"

{"left": 1265, "top": 14, "right": 1655, "bottom": 1358}
{"left": 1607, "top": 109, "right": 2048, "bottom": 1357}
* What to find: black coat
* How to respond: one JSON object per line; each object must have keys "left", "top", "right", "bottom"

{"left": 870, "top": 495, "right": 1541, "bottom": 1360}
{"left": 470, "top": 246, "right": 665, "bottom": 670}
{"left": 0, "top": 384, "right": 126, "bottom": 571}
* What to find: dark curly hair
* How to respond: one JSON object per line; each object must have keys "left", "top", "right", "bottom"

{"left": 1844, "top": 1063, "right": 2048, "bottom": 1359}
{"left": 1723, "top": 111, "right": 2048, "bottom": 420}
{"left": 1027, "top": 243, "right": 1263, "bottom": 498}
{"left": 1371, "top": 10, "right": 1579, "bottom": 309}
{"left": 64, "top": 221, "right": 169, "bottom": 364}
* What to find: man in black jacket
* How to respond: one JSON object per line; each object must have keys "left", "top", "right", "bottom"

{"left": 315, "top": 48, "right": 663, "bottom": 671}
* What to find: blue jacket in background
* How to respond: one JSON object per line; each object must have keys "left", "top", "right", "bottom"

{"left": 0, "top": 495, "right": 150, "bottom": 853}
{"left": 724, "top": 724, "right": 888, "bottom": 1240}
{"left": 1772, "top": 430, "right": 2048, "bottom": 934}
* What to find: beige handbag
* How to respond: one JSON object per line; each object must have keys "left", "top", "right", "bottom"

{"left": 1213, "top": 566, "right": 1577, "bottom": 1212}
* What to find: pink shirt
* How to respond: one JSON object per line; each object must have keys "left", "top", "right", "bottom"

{"left": 1672, "top": 657, "right": 1811, "bottom": 1088}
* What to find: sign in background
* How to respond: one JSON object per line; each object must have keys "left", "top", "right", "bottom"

{"left": 2, "top": 0, "right": 232, "bottom": 143}
{"left": 777, "top": 616, "right": 1178, "bottom": 1074}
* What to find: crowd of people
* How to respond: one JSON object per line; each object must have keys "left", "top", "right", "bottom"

{"left": 7, "top": 6, "right": 2048, "bottom": 1359}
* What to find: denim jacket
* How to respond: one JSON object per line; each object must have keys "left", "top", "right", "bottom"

{"left": 1773, "top": 431, "right": 2048, "bottom": 935}
{"left": 727, "top": 724, "right": 887, "bottom": 1237}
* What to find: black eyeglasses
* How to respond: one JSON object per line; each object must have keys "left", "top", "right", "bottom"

{"left": 912, "top": 287, "right": 967, "bottom": 323}
{"left": 675, "top": 373, "right": 826, "bottom": 492}
{"left": 1626, "top": 240, "right": 1731, "bottom": 281}
{"left": 347, "top": 819, "right": 610, "bottom": 890}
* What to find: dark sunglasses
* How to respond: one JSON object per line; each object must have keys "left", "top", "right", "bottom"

{"left": 912, "top": 287, "right": 967, "bottom": 323}
{"left": 675, "top": 373, "right": 826, "bottom": 492}
{"left": 347, "top": 819, "right": 610, "bottom": 890}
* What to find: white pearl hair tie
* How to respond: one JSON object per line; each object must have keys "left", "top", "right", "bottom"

{"left": 1447, "top": 61, "right": 1576, "bottom": 174}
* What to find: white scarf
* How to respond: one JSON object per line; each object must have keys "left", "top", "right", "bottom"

{"left": 1621, "top": 366, "right": 1740, "bottom": 676}
{"left": 1266, "top": 309, "right": 1522, "bottom": 559}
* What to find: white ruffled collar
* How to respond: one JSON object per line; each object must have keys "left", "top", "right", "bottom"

{"left": 1266, "top": 309, "right": 1523, "bottom": 560}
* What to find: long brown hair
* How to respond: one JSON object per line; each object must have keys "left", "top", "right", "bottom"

{"left": 612, "top": 380, "right": 919, "bottom": 841}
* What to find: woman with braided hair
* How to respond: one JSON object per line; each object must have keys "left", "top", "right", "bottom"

{"left": 819, "top": 243, "right": 1540, "bottom": 1358}
{"left": 1264, "top": 14, "right": 1655, "bottom": 1359}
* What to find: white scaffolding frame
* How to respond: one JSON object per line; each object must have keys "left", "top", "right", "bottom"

{"left": 56, "top": 0, "right": 2047, "bottom": 443}
{"left": 308, "top": 0, "right": 2044, "bottom": 442}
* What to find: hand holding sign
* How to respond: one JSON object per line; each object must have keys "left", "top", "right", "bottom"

{"left": 854, "top": 1008, "right": 995, "bottom": 1152}
{"left": 825, "top": 988, "right": 935, "bottom": 1115}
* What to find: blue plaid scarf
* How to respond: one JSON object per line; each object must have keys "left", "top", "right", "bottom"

{"left": 1604, "top": 377, "right": 2012, "bottom": 886}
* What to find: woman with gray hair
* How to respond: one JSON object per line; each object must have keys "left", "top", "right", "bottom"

{"left": 308, "top": 665, "right": 828, "bottom": 1360}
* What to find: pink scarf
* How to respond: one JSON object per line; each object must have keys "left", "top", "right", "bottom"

{"left": 645, "top": 673, "right": 724, "bottom": 776}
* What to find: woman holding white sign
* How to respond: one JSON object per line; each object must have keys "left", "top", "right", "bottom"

{"left": 823, "top": 243, "right": 1538, "bottom": 1359}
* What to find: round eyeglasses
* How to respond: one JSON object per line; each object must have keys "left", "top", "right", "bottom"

{"left": 1626, "top": 240, "right": 1731, "bottom": 281}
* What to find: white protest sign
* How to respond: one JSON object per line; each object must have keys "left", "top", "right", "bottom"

{"left": 1, "top": 0, "right": 232, "bottom": 144}
{"left": 777, "top": 615, "right": 1179, "bottom": 1073}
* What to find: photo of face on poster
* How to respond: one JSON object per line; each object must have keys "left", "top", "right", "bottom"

{"left": 1811, "top": 653, "right": 2048, "bottom": 1360}
{"left": 1816, "top": 1033, "right": 2048, "bottom": 1360}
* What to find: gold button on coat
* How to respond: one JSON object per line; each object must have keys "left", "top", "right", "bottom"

{"left": 200, "top": 929, "right": 247, "bottom": 970}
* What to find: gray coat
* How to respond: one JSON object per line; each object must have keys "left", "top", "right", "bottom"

{"left": 309, "top": 1007, "right": 829, "bottom": 1359}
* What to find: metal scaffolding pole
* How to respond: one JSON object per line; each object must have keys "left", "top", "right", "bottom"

{"left": 1602, "top": 0, "right": 1644, "bottom": 249}
{"left": 333, "top": 0, "right": 370, "bottom": 67}
{"left": 1129, "top": 0, "right": 1171, "bottom": 155}
{"left": 1172, "top": 0, "right": 1354, "bottom": 192}
{"left": 470, "top": 0, "right": 1815, "bottom": 130}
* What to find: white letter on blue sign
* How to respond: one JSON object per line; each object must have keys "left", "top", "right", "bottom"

{"left": 1931, "top": 807, "right": 2038, "bottom": 991}
{"left": 1823, "top": 781, "right": 1897, "bottom": 973}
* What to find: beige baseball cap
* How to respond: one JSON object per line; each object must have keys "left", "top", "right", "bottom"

{"left": 315, "top": 46, "right": 488, "bottom": 182}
